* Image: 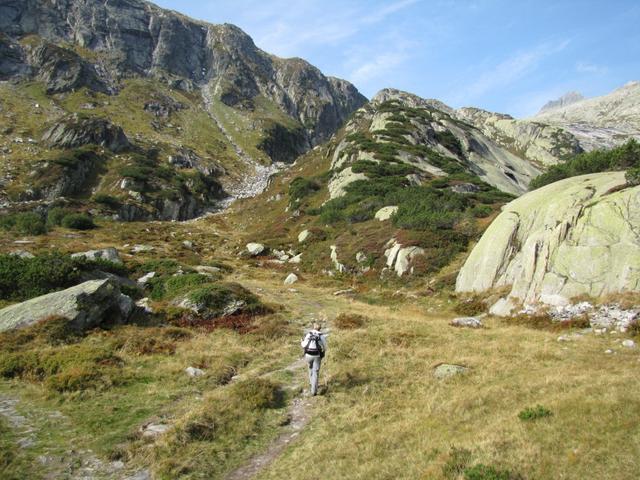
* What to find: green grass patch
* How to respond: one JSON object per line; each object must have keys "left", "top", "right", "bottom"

{"left": 518, "top": 405, "right": 552, "bottom": 421}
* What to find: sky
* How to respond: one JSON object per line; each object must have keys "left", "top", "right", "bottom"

{"left": 153, "top": 0, "right": 640, "bottom": 117}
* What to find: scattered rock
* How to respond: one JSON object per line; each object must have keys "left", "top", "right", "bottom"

{"left": 71, "top": 247, "right": 122, "bottom": 264}
{"left": 450, "top": 317, "right": 483, "bottom": 328}
{"left": 137, "top": 272, "right": 156, "bottom": 285}
{"left": 450, "top": 183, "right": 481, "bottom": 194}
{"left": 622, "top": 339, "right": 636, "bottom": 348}
{"left": 333, "top": 289, "right": 355, "bottom": 296}
{"left": 131, "top": 244, "right": 154, "bottom": 253}
{"left": 605, "top": 349, "right": 615, "bottom": 354}
{"left": 288, "top": 253, "right": 302, "bottom": 264}
{"left": 284, "top": 273, "right": 299, "bottom": 285}
{"left": 298, "top": 229, "right": 312, "bottom": 243}
{"left": 355, "top": 252, "right": 367, "bottom": 264}
{"left": 182, "top": 240, "right": 194, "bottom": 249}
{"left": 141, "top": 423, "right": 170, "bottom": 439}
{"left": 434, "top": 364, "right": 468, "bottom": 379}
{"left": 384, "top": 239, "right": 425, "bottom": 277}
{"left": 9, "top": 250, "right": 34, "bottom": 258}
{"left": 0, "top": 279, "right": 132, "bottom": 332}
{"left": 246, "top": 242, "right": 265, "bottom": 256}
{"left": 136, "top": 297, "right": 153, "bottom": 313}
{"left": 374, "top": 206, "right": 398, "bottom": 221}
{"left": 185, "top": 366, "right": 205, "bottom": 377}
{"left": 330, "top": 245, "right": 346, "bottom": 273}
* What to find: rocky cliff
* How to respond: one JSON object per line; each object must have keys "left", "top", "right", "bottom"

{"left": 456, "top": 171, "right": 640, "bottom": 315}
{"left": 0, "top": 0, "right": 366, "bottom": 220}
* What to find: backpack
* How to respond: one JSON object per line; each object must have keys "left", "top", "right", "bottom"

{"left": 304, "top": 332, "right": 325, "bottom": 358}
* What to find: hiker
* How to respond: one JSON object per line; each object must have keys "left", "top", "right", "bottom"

{"left": 301, "top": 322, "right": 327, "bottom": 396}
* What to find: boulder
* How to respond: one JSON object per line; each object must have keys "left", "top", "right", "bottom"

{"left": 374, "top": 206, "right": 398, "bottom": 221}
{"left": 246, "top": 242, "right": 265, "bottom": 256}
{"left": 0, "top": 279, "right": 132, "bottom": 332}
{"left": 434, "top": 364, "right": 468, "bottom": 379}
{"left": 622, "top": 339, "right": 636, "bottom": 348}
{"left": 450, "top": 317, "right": 483, "bottom": 328}
{"left": 298, "top": 229, "right": 312, "bottom": 243}
{"left": 457, "top": 172, "right": 640, "bottom": 315}
{"left": 185, "top": 366, "right": 205, "bottom": 377}
{"left": 131, "top": 244, "right": 154, "bottom": 253}
{"left": 328, "top": 167, "right": 368, "bottom": 199}
{"left": 384, "top": 239, "right": 425, "bottom": 277}
{"left": 284, "top": 273, "right": 299, "bottom": 285}
{"left": 288, "top": 253, "right": 302, "bottom": 264}
{"left": 356, "top": 252, "right": 367, "bottom": 264}
{"left": 330, "top": 245, "right": 346, "bottom": 273}
{"left": 71, "top": 247, "right": 122, "bottom": 264}
{"left": 137, "top": 272, "right": 156, "bottom": 285}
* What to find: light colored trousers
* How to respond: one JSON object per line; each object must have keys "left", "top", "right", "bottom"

{"left": 304, "top": 354, "right": 322, "bottom": 395}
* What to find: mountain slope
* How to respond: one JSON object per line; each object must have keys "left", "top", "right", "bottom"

{"left": 0, "top": 0, "right": 366, "bottom": 220}
{"left": 532, "top": 81, "right": 640, "bottom": 151}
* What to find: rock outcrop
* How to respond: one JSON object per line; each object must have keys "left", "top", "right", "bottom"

{"left": 328, "top": 89, "right": 542, "bottom": 196}
{"left": 0, "top": 279, "right": 133, "bottom": 332}
{"left": 456, "top": 172, "right": 640, "bottom": 315}
{"left": 42, "top": 114, "right": 130, "bottom": 152}
{"left": 1, "top": 0, "right": 366, "bottom": 147}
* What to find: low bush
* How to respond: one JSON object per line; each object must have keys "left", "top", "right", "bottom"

{"left": 0, "top": 212, "right": 47, "bottom": 236}
{"left": 530, "top": 139, "right": 640, "bottom": 189}
{"left": 464, "top": 464, "right": 519, "bottom": 480}
{"left": 334, "top": 312, "right": 368, "bottom": 329}
{"left": 454, "top": 297, "right": 486, "bottom": 316}
{"left": 0, "top": 252, "right": 127, "bottom": 301}
{"left": 518, "top": 404, "right": 552, "bottom": 421}
{"left": 289, "top": 177, "right": 321, "bottom": 206}
{"left": 93, "top": 194, "right": 121, "bottom": 209}
{"left": 186, "top": 282, "right": 265, "bottom": 317}
{"left": 230, "top": 378, "right": 283, "bottom": 410}
{"left": 61, "top": 213, "right": 96, "bottom": 230}
{"left": 442, "top": 447, "right": 472, "bottom": 479}
{"left": 46, "top": 207, "right": 72, "bottom": 227}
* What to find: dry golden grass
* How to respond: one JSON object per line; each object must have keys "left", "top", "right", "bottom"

{"left": 254, "top": 298, "right": 640, "bottom": 480}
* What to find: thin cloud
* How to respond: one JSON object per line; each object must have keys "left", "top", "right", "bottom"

{"left": 576, "top": 61, "right": 608, "bottom": 75}
{"left": 452, "top": 40, "right": 571, "bottom": 106}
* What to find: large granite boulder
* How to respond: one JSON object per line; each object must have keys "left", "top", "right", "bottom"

{"left": 456, "top": 172, "right": 640, "bottom": 315}
{"left": 0, "top": 279, "right": 133, "bottom": 332}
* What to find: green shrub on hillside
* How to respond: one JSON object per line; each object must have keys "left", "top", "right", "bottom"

{"left": 626, "top": 167, "right": 640, "bottom": 186}
{"left": 0, "top": 252, "right": 124, "bottom": 301}
{"left": 61, "top": 213, "right": 96, "bottom": 230}
{"left": 464, "top": 464, "right": 518, "bottom": 480}
{"left": 0, "top": 212, "right": 47, "bottom": 236}
{"left": 530, "top": 139, "right": 640, "bottom": 189}
{"left": 93, "top": 194, "right": 121, "bottom": 209}
{"left": 289, "top": 177, "right": 321, "bottom": 206}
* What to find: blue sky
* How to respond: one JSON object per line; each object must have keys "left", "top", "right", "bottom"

{"left": 153, "top": 0, "right": 640, "bottom": 117}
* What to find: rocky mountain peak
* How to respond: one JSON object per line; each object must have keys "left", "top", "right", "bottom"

{"left": 538, "top": 91, "right": 585, "bottom": 114}
{"left": 371, "top": 88, "right": 454, "bottom": 114}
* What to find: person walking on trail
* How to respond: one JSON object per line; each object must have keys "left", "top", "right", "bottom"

{"left": 301, "top": 322, "right": 327, "bottom": 396}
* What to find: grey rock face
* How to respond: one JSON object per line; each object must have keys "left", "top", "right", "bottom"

{"left": 2, "top": 0, "right": 366, "bottom": 147}
{"left": 29, "top": 42, "right": 110, "bottom": 94}
{"left": 0, "top": 34, "right": 31, "bottom": 80}
{"left": 0, "top": 279, "right": 132, "bottom": 332}
{"left": 42, "top": 114, "right": 130, "bottom": 152}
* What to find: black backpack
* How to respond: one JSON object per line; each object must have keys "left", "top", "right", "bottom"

{"left": 304, "top": 332, "right": 325, "bottom": 358}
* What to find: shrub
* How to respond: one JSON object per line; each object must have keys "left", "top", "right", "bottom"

{"left": 46, "top": 207, "right": 71, "bottom": 227}
{"left": 289, "top": 177, "right": 321, "bottom": 206}
{"left": 187, "top": 282, "right": 265, "bottom": 317}
{"left": 163, "top": 273, "right": 210, "bottom": 299}
{"left": 334, "top": 313, "right": 368, "bottom": 329}
{"left": 93, "top": 194, "right": 121, "bottom": 209}
{"left": 518, "top": 405, "right": 552, "bottom": 421}
{"left": 0, "top": 212, "right": 46, "bottom": 235}
{"left": 61, "top": 213, "right": 96, "bottom": 230}
{"left": 471, "top": 205, "right": 493, "bottom": 218}
{"left": 45, "top": 366, "right": 116, "bottom": 393}
{"left": 120, "top": 165, "right": 153, "bottom": 182}
{"left": 454, "top": 297, "right": 486, "bottom": 316}
{"left": 626, "top": 167, "right": 640, "bottom": 186}
{"left": 464, "top": 464, "right": 517, "bottom": 480}
{"left": 230, "top": 378, "right": 283, "bottom": 409}
{"left": 530, "top": 139, "right": 640, "bottom": 189}
{"left": 442, "top": 447, "right": 472, "bottom": 479}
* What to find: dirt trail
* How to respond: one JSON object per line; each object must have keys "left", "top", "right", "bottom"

{"left": 224, "top": 356, "right": 313, "bottom": 480}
